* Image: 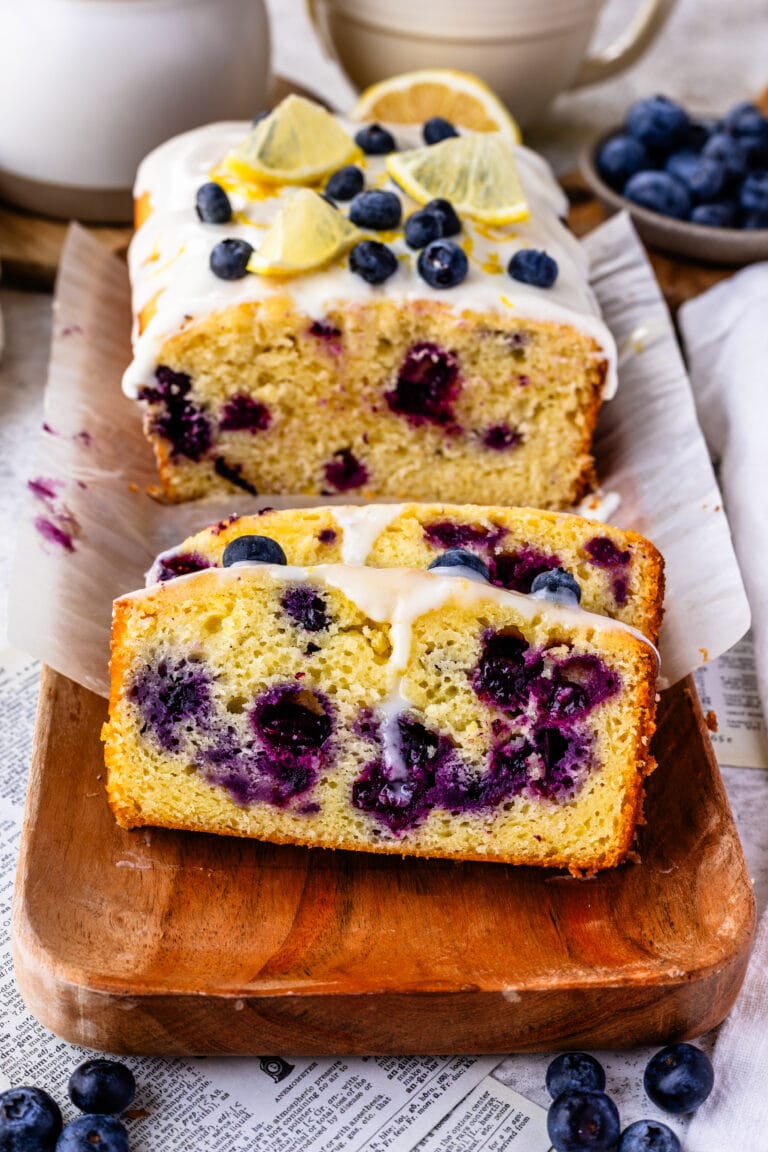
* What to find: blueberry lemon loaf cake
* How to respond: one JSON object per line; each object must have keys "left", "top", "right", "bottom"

{"left": 124, "top": 87, "right": 616, "bottom": 506}
{"left": 104, "top": 553, "right": 658, "bottom": 872}
{"left": 149, "top": 503, "right": 665, "bottom": 643}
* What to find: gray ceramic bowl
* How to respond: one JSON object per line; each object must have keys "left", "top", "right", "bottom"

{"left": 580, "top": 128, "right": 768, "bottom": 266}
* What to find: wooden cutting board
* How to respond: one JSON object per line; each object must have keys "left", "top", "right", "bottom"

{"left": 12, "top": 669, "right": 755, "bottom": 1055}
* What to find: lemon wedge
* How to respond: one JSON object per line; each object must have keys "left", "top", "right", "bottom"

{"left": 353, "top": 69, "right": 521, "bottom": 142}
{"left": 248, "top": 189, "right": 362, "bottom": 276}
{"left": 223, "top": 94, "right": 357, "bottom": 186}
{"left": 386, "top": 135, "right": 529, "bottom": 225}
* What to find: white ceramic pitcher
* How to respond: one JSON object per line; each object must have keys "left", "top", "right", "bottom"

{"left": 0, "top": 0, "right": 271, "bottom": 222}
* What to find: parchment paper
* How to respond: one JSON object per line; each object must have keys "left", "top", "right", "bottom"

{"left": 8, "top": 216, "right": 750, "bottom": 696}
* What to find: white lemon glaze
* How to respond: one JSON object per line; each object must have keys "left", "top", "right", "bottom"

{"left": 123, "top": 119, "right": 617, "bottom": 399}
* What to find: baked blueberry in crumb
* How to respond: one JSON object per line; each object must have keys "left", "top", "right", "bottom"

{"left": 154, "top": 551, "right": 212, "bottom": 582}
{"left": 130, "top": 657, "right": 212, "bottom": 751}
{"left": 540, "top": 654, "right": 619, "bottom": 723}
{"left": 214, "top": 457, "right": 258, "bottom": 495}
{"left": 473, "top": 629, "right": 542, "bottom": 710}
{"left": 324, "top": 448, "right": 369, "bottom": 491}
{"left": 483, "top": 423, "right": 522, "bottom": 451}
{"left": 489, "top": 547, "right": 562, "bottom": 594}
{"left": 281, "top": 585, "right": 330, "bottom": 632}
{"left": 252, "top": 684, "right": 332, "bottom": 754}
{"left": 309, "top": 320, "right": 342, "bottom": 342}
{"left": 219, "top": 394, "right": 271, "bottom": 433}
{"left": 318, "top": 528, "right": 337, "bottom": 545}
{"left": 138, "top": 366, "right": 212, "bottom": 461}
{"left": 423, "top": 520, "right": 506, "bottom": 553}
{"left": 385, "top": 343, "right": 462, "bottom": 427}
{"left": 222, "top": 535, "right": 287, "bottom": 566}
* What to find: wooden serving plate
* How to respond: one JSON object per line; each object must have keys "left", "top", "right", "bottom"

{"left": 12, "top": 668, "right": 754, "bottom": 1055}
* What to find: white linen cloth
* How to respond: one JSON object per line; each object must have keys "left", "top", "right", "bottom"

{"left": 680, "top": 263, "right": 768, "bottom": 1152}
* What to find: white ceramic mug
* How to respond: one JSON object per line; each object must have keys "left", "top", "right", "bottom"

{"left": 307, "top": 0, "right": 678, "bottom": 127}
{"left": 0, "top": 0, "right": 271, "bottom": 222}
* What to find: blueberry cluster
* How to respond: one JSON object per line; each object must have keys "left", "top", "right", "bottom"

{"left": 545, "top": 1043, "right": 713, "bottom": 1152}
{"left": 597, "top": 95, "right": 768, "bottom": 229}
{"left": 0, "top": 1059, "right": 136, "bottom": 1151}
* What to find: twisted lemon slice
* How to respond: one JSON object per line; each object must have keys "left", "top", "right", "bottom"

{"left": 387, "top": 135, "right": 529, "bottom": 226}
{"left": 224, "top": 95, "right": 357, "bottom": 186}
{"left": 248, "top": 190, "right": 362, "bottom": 276}
{"left": 352, "top": 69, "right": 521, "bottom": 142}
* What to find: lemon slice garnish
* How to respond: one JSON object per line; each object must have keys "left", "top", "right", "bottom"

{"left": 248, "top": 190, "right": 362, "bottom": 276}
{"left": 223, "top": 94, "right": 357, "bottom": 186}
{"left": 353, "top": 69, "right": 521, "bottom": 142}
{"left": 386, "top": 135, "right": 529, "bottom": 226}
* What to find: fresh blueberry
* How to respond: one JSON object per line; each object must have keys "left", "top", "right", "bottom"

{"left": 546, "top": 1053, "right": 605, "bottom": 1099}
{"left": 424, "top": 198, "right": 461, "bottom": 237}
{"left": 349, "top": 189, "right": 402, "bottom": 230}
{"left": 547, "top": 1090, "right": 620, "bottom": 1152}
{"left": 423, "top": 117, "right": 459, "bottom": 145}
{"left": 325, "top": 165, "right": 364, "bottom": 201}
{"left": 739, "top": 172, "right": 768, "bottom": 215}
{"left": 349, "top": 240, "right": 399, "bottom": 284}
{"left": 195, "top": 182, "right": 232, "bottom": 224}
{"left": 664, "top": 151, "right": 725, "bottom": 201}
{"left": 623, "top": 171, "right": 691, "bottom": 219}
{"left": 684, "top": 118, "right": 718, "bottom": 150}
{"left": 723, "top": 100, "right": 765, "bottom": 136}
{"left": 428, "top": 549, "right": 490, "bottom": 580}
{"left": 690, "top": 201, "right": 738, "bottom": 227}
{"left": 209, "top": 238, "right": 253, "bottom": 280}
{"left": 643, "top": 1043, "right": 714, "bottom": 1114}
{"left": 68, "top": 1060, "right": 136, "bottom": 1115}
{"left": 508, "top": 248, "right": 559, "bottom": 288}
{"left": 625, "top": 95, "right": 689, "bottom": 153}
{"left": 405, "top": 209, "right": 443, "bottom": 249}
{"left": 222, "top": 535, "right": 287, "bottom": 566}
{"left": 743, "top": 210, "right": 768, "bottom": 229}
{"left": 596, "top": 134, "right": 650, "bottom": 191}
{"left": 531, "top": 567, "right": 582, "bottom": 606}
{"left": 0, "top": 1086, "right": 63, "bottom": 1151}
{"left": 355, "top": 123, "right": 396, "bottom": 155}
{"left": 702, "top": 132, "right": 748, "bottom": 182}
{"left": 618, "top": 1119, "right": 681, "bottom": 1152}
{"left": 55, "top": 1115, "right": 128, "bottom": 1152}
{"left": 417, "top": 240, "right": 468, "bottom": 288}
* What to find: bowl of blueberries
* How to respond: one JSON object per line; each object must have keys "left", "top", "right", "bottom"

{"left": 581, "top": 94, "right": 768, "bottom": 264}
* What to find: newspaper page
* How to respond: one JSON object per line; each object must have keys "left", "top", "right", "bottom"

{"left": 0, "top": 648, "right": 553, "bottom": 1151}
{"left": 694, "top": 631, "right": 768, "bottom": 769}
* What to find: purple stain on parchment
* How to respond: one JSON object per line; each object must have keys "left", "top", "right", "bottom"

{"left": 34, "top": 517, "right": 76, "bottom": 553}
{"left": 28, "top": 477, "right": 81, "bottom": 553}
{"left": 60, "top": 324, "right": 84, "bottom": 338}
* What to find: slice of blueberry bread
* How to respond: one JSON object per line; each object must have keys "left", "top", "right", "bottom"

{"left": 104, "top": 552, "right": 658, "bottom": 873}
{"left": 149, "top": 503, "right": 664, "bottom": 644}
